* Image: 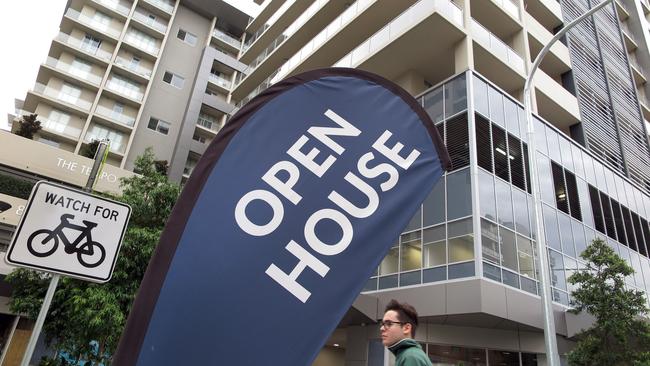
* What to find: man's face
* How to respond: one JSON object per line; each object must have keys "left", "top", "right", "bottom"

{"left": 381, "top": 310, "right": 409, "bottom": 346}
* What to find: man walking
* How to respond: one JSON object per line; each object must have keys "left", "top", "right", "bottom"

{"left": 380, "top": 299, "right": 432, "bottom": 366}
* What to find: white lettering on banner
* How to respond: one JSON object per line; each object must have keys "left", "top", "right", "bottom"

{"left": 43, "top": 192, "right": 122, "bottom": 220}
{"left": 56, "top": 158, "right": 118, "bottom": 183}
{"left": 234, "top": 108, "right": 422, "bottom": 303}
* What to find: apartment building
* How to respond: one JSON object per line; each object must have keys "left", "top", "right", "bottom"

{"left": 6, "top": 0, "right": 650, "bottom": 365}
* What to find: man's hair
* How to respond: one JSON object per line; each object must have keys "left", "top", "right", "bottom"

{"left": 384, "top": 299, "right": 419, "bottom": 337}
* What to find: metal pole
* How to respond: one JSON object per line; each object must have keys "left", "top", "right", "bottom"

{"left": 19, "top": 140, "right": 109, "bottom": 366}
{"left": 523, "top": 1, "right": 613, "bottom": 365}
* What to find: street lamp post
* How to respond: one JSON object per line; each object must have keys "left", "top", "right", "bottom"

{"left": 523, "top": 1, "right": 614, "bottom": 365}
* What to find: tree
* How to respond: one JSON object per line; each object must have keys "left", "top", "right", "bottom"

{"left": 15, "top": 113, "right": 42, "bottom": 139}
{"left": 79, "top": 140, "right": 100, "bottom": 159}
{"left": 567, "top": 238, "right": 650, "bottom": 366}
{"left": 6, "top": 147, "right": 180, "bottom": 365}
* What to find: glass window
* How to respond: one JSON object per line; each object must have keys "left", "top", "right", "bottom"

{"left": 399, "top": 271, "right": 421, "bottom": 287}
{"left": 495, "top": 179, "right": 514, "bottom": 230}
{"left": 488, "top": 86, "right": 504, "bottom": 127}
{"left": 473, "top": 75, "right": 489, "bottom": 117}
{"left": 379, "top": 243, "right": 399, "bottom": 275}
{"left": 482, "top": 219, "right": 500, "bottom": 265}
{"left": 503, "top": 269, "right": 519, "bottom": 288}
{"left": 512, "top": 188, "right": 531, "bottom": 237}
{"left": 589, "top": 185, "right": 605, "bottom": 234}
{"left": 423, "top": 87, "right": 443, "bottom": 123}
{"left": 518, "top": 235, "right": 535, "bottom": 279}
{"left": 378, "top": 275, "right": 398, "bottom": 290}
{"left": 404, "top": 208, "right": 421, "bottom": 232}
{"left": 543, "top": 205, "right": 562, "bottom": 251}
{"left": 488, "top": 350, "right": 520, "bottom": 366}
{"left": 448, "top": 219, "right": 473, "bottom": 263}
{"left": 423, "top": 225, "right": 446, "bottom": 267}
{"left": 551, "top": 161, "right": 569, "bottom": 214}
{"left": 504, "top": 97, "right": 519, "bottom": 137}
{"left": 484, "top": 261, "right": 501, "bottom": 281}
{"left": 500, "top": 227, "right": 518, "bottom": 271}
{"left": 533, "top": 117, "right": 548, "bottom": 155}
{"left": 446, "top": 114, "right": 469, "bottom": 170}
{"left": 518, "top": 107, "right": 528, "bottom": 142}
{"left": 546, "top": 130, "right": 561, "bottom": 164}
{"left": 621, "top": 206, "right": 637, "bottom": 251}
{"left": 423, "top": 178, "right": 445, "bottom": 227}
{"left": 632, "top": 213, "right": 648, "bottom": 257}
{"left": 177, "top": 29, "right": 197, "bottom": 46}
{"left": 444, "top": 73, "right": 467, "bottom": 118}
{"left": 582, "top": 153, "right": 596, "bottom": 185}
{"left": 576, "top": 178, "right": 593, "bottom": 228}
{"left": 492, "top": 125, "right": 509, "bottom": 182}
{"left": 548, "top": 249, "right": 567, "bottom": 290}
{"left": 537, "top": 154, "right": 556, "bottom": 206}
{"left": 571, "top": 145, "right": 584, "bottom": 178}
{"left": 479, "top": 169, "right": 497, "bottom": 221}
{"left": 362, "top": 278, "right": 377, "bottom": 292}
{"left": 428, "top": 344, "right": 486, "bottom": 365}
{"left": 81, "top": 33, "right": 101, "bottom": 53}
{"left": 423, "top": 267, "right": 446, "bottom": 283}
{"left": 565, "top": 171, "right": 582, "bottom": 221}
{"left": 558, "top": 212, "right": 575, "bottom": 257}
{"left": 163, "top": 71, "right": 184, "bottom": 88}
{"left": 558, "top": 137, "right": 573, "bottom": 171}
{"left": 59, "top": 83, "right": 81, "bottom": 104}
{"left": 600, "top": 193, "right": 617, "bottom": 240}
{"left": 521, "top": 352, "right": 538, "bottom": 366}
{"left": 521, "top": 277, "right": 537, "bottom": 295}
{"left": 400, "top": 231, "right": 422, "bottom": 271}
{"left": 448, "top": 261, "right": 474, "bottom": 279}
{"left": 572, "top": 220, "right": 587, "bottom": 257}
{"left": 476, "top": 115, "right": 493, "bottom": 173}
{"left": 147, "top": 117, "right": 170, "bottom": 135}
{"left": 508, "top": 135, "right": 525, "bottom": 191}
{"left": 447, "top": 169, "right": 471, "bottom": 220}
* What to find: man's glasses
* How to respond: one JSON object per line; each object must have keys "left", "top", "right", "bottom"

{"left": 379, "top": 320, "right": 406, "bottom": 328}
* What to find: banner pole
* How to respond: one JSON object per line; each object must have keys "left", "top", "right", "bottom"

{"left": 19, "top": 140, "right": 109, "bottom": 366}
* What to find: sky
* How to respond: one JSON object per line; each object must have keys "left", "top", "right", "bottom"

{"left": 0, "top": 0, "right": 261, "bottom": 131}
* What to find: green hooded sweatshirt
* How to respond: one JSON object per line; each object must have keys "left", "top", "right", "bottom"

{"left": 388, "top": 338, "right": 432, "bottom": 366}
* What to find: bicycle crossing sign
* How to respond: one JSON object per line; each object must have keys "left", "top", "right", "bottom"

{"left": 6, "top": 181, "right": 131, "bottom": 282}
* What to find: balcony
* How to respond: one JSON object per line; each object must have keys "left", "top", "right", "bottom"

{"left": 212, "top": 28, "right": 241, "bottom": 53}
{"left": 140, "top": 0, "right": 173, "bottom": 14}
{"left": 196, "top": 114, "right": 223, "bottom": 135}
{"left": 114, "top": 56, "right": 152, "bottom": 80}
{"left": 94, "top": 104, "right": 136, "bottom": 128}
{"left": 471, "top": 19, "right": 524, "bottom": 74}
{"left": 92, "top": 0, "right": 131, "bottom": 17}
{"left": 243, "top": 0, "right": 297, "bottom": 54}
{"left": 525, "top": 12, "right": 571, "bottom": 76}
{"left": 64, "top": 8, "right": 122, "bottom": 39}
{"left": 43, "top": 56, "right": 103, "bottom": 87}
{"left": 104, "top": 79, "right": 144, "bottom": 102}
{"left": 533, "top": 69, "right": 581, "bottom": 129}
{"left": 492, "top": 0, "right": 519, "bottom": 19}
{"left": 132, "top": 10, "right": 168, "bottom": 34}
{"left": 54, "top": 32, "right": 113, "bottom": 62}
{"left": 524, "top": 0, "right": 563, "bottom": 32}
{"left": 28, "top": 82, "right": 93, "bottom": 112}
{"left": 208, "top": 73, "right": 232, "bottom": 90}
{"left": 39, "top": 117, "right": 83, "bottom": 141}
{"left": 123, "top": 31, "right": 160, "bottom": 56}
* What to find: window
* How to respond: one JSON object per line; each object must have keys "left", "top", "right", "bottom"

{"left": 445, "top": 114, "right": 469, "bottom": 170}
{"left": 125, "top": 29, "right": 157, "bottom": 53}
{"left": 92, "top": 11, "right": 111, "bottom": 31}
{"left": 70, "top": 57, "right": 92, "bottom": 79}
{"left": 565, "top": 171, "right": 581, "bottom": 221}
{"left": 400, "top": 232, "right": 422, "bottom": 271}
{"left": 163, "top": 71, "right": 184, "bottom": 88}
{"left": 492, "top": 124, "right": 509, "bottom": 181}
{"left": 81, "top": 34, "right": 102, "bottom": 54}
{"left": 422, "top": 177, "right": 445, "bottom": 227}
{"left": 148, "top": 117, "right": 170, "bottom": 135}
{"left": 45, "top": 110, "right": 70, "bottom": 133}
{"left": 475, "top": 115, "right": 492, "bottom": 172}
{"left": 192, "top": 134, "right": 206, "bottom": 143}
{"left": 508, "top": 134, "right": 525, "bottom": 191}
{"left": 448, "top": 218, "right": 473, "bottom": 263}
{"left": 551, "top": 162, "right": 569, "bottom": 214}
{"left": 447, "top": 169, "right": 471, "bottom": 220}
{"left": 589, "top": 185, "right": 606, "bottom": 234}
{"left": 177, "top": 29, "right": 197, "bottom": 46}
{"left": 106, "top": 75, "right": 142, "bottom": 100}
{"left": 59, "top": 83, "right": 81, "bottom": 104}
{"left": 130, "top": 56, "right": 141, "bottom": 68}
{"left": 423, "top": 225, "right": 445, "bottom": 267}
{"left": 481, "top": 219, "right": 500, "bottom": 265}
{"left": 86, "top": 125, "right": 124, "bottom": 152}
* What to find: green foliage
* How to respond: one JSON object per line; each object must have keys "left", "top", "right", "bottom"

{"left": 7, "top": 147, "right": 180, "bottom": 365}
{"left": 15, "top": 114, "right": 42, "bottom": 139}
{"left": 79, "top": 140, "right": 100, "bottom": 159}
{"left": 0, "top": 174, "right": 35, "bottom": 199}
{"left": 567, "top": 238, "right": 650, "bottom": 366}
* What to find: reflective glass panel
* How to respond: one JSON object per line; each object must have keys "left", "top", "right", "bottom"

{"left": 447, "top": 169, "right": 471, "bottom": 220}
{"left": 423, "top": 178, "right": 445, "bottom": 227}
{"left": 479, "top": 169, "right": 497, "bottom": 221}
{"left": 495, "top": 179, "right": 514, "bottom": 230}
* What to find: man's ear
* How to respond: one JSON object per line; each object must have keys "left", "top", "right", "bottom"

{"left": 402, "top": 323, "right": 412, "bottom": 337}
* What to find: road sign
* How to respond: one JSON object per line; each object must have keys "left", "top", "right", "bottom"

{"left": 6, "top": 181, "right": 131, "bottom": 283}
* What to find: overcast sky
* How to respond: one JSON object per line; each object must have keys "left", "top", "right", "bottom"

{"left": 0, "top": 0, "right": 261, "bottom": 131}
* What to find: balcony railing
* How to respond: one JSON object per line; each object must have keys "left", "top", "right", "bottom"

{"left": 32, "top": 83, "right": 93, "bottom": 111}
{"left": 243, "top": 0, "right": 297, "bottom": 51}
{"left": 470, "top": 19, "right": 524, "bottom": 72}
{"left": 40, "top": 118, "right": 83, "bottom": 139}
{"left": 94, "top": 104, "right": 136, "bottom": 126}
{"left": 123, "top": 32, "right": 160, "bottom": 55}
{"left": 55, "top": 32, "right": 113, "bottom": 61}
{"left": 132, "top": 11, "right": 168, "bottom": 33}
{"left": 44, "top": 57, "right": 103, "bottom": 85}
{"left": 114, "top": 56, "right": 152, "bottom": 78}
{"left": 105, "top": 79, "right": 144, "bottom": 101}
{"left": 93, "top": 0, "right": 131, "bottom": 16}
{"left": 65, "top": 8, "right": 122, "bottom": 38}
{"left": 212, "top": 28, "right": 241, "bottom": 49}
{"left": 208, "top": 73, "right": 232, "bottom": 89}
{"left": 492, "top": 0, "right": 518, "bottom": 19}
{"left": 141, "top": 0, "right": 174, "bottom": 13}
{"left": 196, "top": 116, "right": 222, "bottom": 133}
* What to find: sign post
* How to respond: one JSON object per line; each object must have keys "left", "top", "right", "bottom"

{"left": 9, "top": 140, "right": 130, "bottom": 366}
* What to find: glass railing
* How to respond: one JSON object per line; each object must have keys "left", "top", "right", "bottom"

{"left": 492, "top": 0, "right": 518, "bottom": 19}
{"left": 114, "top": 56, "right": 152, "bottom": 78}
{"left": 32, "top": 82, "right": 93, "bottom": 111}
{"left": 93, "top": 0, "right": 130, "bottom": 16}
{"left": 65, "top": 8, "right": 122, "bottom": 38}
{"left": 123, "top": 32, "right": 160, "bottom": 55}
{"left": 234, "top": 0, "right": 328, "bottom": 87}
{"left": 94, "top": 104, "right": 136, "bottom": 126}
{"left": 55, "top": 32, "right": 113, "bottom": 61}
{"left": 132, "top": 11, "right": 168, "bottom": 33}
{"left": 105, "top": 79, "right": 144, "bottom": 101}
{"left": 40, "top": 118, "right": 83, "bottom": 139}
{"left": 196, "top": 116, "right": 222, "bottom": 133}
{"left": 212, "top": 28, "right": 241, "bottom": 49}
{"left": 243, "top": 0, "right": 297, "bottom": 51}
{"left": 208, "top": 73, "right": 232, "bottom": 89}
{"left": 470, "top": 19, "right": 524, "bottom": 72}
{"left": 141, "top": 0, "right": 173, "bottom": 13}
{"left": 44, "top": 57, "right": 103, "bottom": 85}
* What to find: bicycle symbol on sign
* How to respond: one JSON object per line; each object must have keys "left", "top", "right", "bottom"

{"left": 27, "top": 214, "right": 106, "bottom": 268}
